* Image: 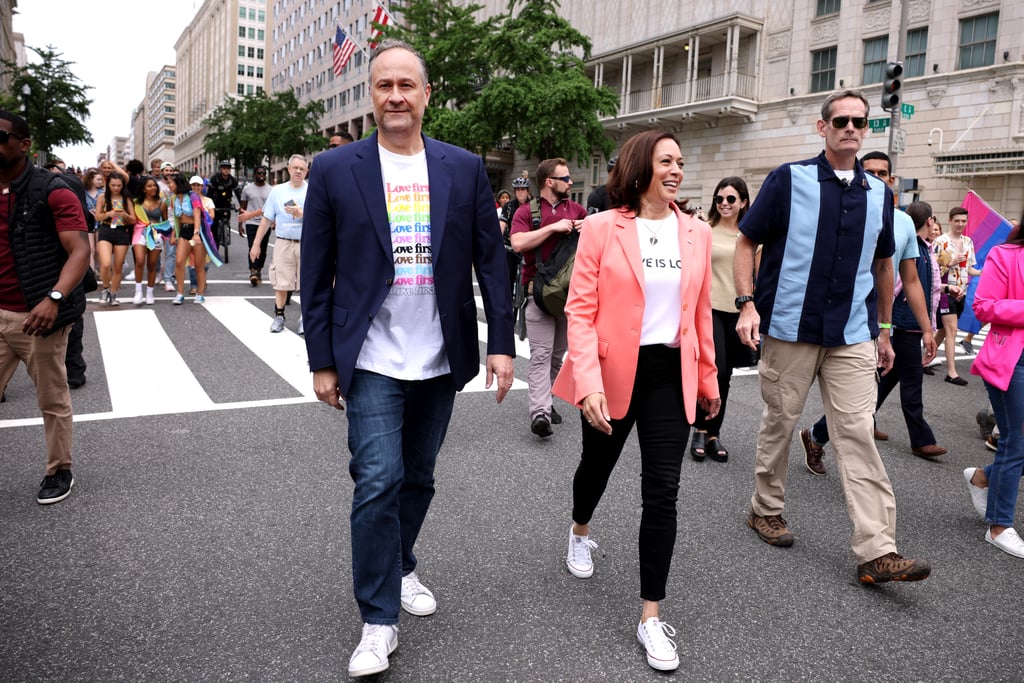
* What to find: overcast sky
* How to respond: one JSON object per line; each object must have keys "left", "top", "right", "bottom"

{"left": 13, "top": 0, "right": 200, "bottom": 169}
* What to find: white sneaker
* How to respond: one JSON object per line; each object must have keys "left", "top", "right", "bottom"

{"left": 348, "top": 623, "right": 398, "bottom": 677}
{"left": 963, "top": 468, "right": 988, "bottom": 518}
{"left": 164, "top": 281, "right": 176, "bottom": 292}
{"left": 566, "top": 526, "right": 598, "bottom": 579}
{"left": 400, "top": 571, "right": 437, "bottom": 616}
{"left": 637, "top": 617, "right": 679, "bottom": 671}
{"left": 145, "top": 286, "right": 155, "bottom": 305}
{"left": 297, "top": 315, "right": 304, "bottom": 336}
{"left": 132, "top": 284, "right": 143, "bottom": 305}
{"left": 986, "top": 527, "right": 1024, "bottom": 559}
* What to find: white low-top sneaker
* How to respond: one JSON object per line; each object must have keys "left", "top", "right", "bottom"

{"left": 566, "top": 526, "right": 598, "bottom": 578}
{"left": 963, "top": 468, "right": 988, "bottom": 518}
{"left": 348, "top": 623, "right": 398, "bottom": 678}
{"left": 986, "top": 528, "right": 1024, "bottom": 559}
{"left": 637, "top": 617, "right": 679, "bottom": 671}
{"left": 400, "top": 571, "right": 436, "bottom": 616}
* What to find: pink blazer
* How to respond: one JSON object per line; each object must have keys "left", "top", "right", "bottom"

{"left": 970, "top": 244, "right": 1024, "bottom": 391}
{"left": 552, "top": 205, "right": 719, "bottom": 423}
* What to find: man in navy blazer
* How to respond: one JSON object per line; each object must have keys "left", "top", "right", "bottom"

{"left": 300, "top": 41, "right": 514, "bottom": 678}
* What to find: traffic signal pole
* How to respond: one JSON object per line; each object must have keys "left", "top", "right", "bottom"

{"left": 887, "top": 0, "right": 910, "bottom": 180}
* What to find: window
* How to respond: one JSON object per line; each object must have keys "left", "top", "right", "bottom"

{"left": 257, "top": 48, "right": 265, "bottom": 59}
{"left": 959, "top": 13, "right": 998, "bottom": 69}
{"left": 248, "top": 8, "right": 256, "bottom": 19}
{"left": 164, "top": 106, "right": 173, "bottom": 113}
{"left": 256, "top": 86, "right": 264, "bottom": 95}
{"left": 256, "top": 67, "right": 264, "bottom": 78}
{"left": 816, "top": 0, "right": 840, "bottom": 17}
{"left": 165, "top": 82, "right": 174, "bottom": 89}
{"left": 258, "top": 29, "right": 265, "bottom": 40}
{"left": 238, "top": 26, "right": 246, "bottom": 37}
{"left": 239, "top": 7, "right": 246, "bottom": 18}
{"left": 810, "top": 47, "right": 837, "bottom": 93}
{"left": 165, "top": 94, "right": 175, "bottom": 101}
{"left": 905, "top": 28, "right": 928, "bottom": 77}
{"left": 247, "top": 47, "right": 255, "bottom": 58}
{"left": 164, "top": 117, "right": 175, "bottom": 125}
{"left": 238, "top": 46, "right": 246, "bottom": 57}
{"left": 258, "top": 10, "right": 265, "bottom": 21}
{"left": 247, "top": 84, "right": 255, "bottom": 95}
{"left": 862, "top": 36, "right": 888, "bottom": 84}
{"left": 247, "top": 65, "right": 255, "bottom": 77}
{"left": 248, "top": 27, "right": 256, "bottom": 39}
{"left": 238, "top": 64, "right": 246, "bottom": 76}
{"left": 164, "top": 129, "right": 174, "bottom": 137}
{"left": 238, "top": 84, "right": 245, "bottom": 95}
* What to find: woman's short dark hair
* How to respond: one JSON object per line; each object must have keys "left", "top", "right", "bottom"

{"left": 170, "top": 172, "right": 190, "bottom": 196}
{"left": 706, "top": 176, "right": 750, "bottom": 227}
{"left": 607, "top": 130, "right": 680, "bottom": 214}
{"left": 906, "top": 201, "right": 933, "bottom": 232}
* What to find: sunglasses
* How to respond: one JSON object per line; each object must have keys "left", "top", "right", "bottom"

{"left": 552, "top": 175, "right": 572, "bottom": 183}
{"left": 829, "top": 116, "right": 869, "bottom": 129}
{"left": 714, "top": 194, "right": 738, "bottom": 205}
{"left": 0, "top": 130, "right": 23, "bottom": 144}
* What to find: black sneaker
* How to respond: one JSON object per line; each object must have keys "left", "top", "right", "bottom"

{"left": 37, "top": 469, "right": 74, "bottom": 505}
{"left": 550, "top": 407, "right": 563, "bottom": 425}
{"left": 531, "top": 415, "right": 553, "bottom": 438}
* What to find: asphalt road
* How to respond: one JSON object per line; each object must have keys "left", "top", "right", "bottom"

{"left": 2, "top": 256, "right": 1023, "bottom": 681}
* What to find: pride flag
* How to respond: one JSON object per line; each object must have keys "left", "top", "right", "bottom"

{"left": 957, "top": 191, "right": 1014, "bottom": 334}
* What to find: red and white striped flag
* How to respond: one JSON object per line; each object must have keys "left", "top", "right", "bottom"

{"left": 333, "top": 26, "right": 357, "bottom": 76}
{"left": 368, "top": 3, "right": 393, "bottom": 49}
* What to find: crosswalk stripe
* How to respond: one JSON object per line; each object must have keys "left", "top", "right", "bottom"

{"left": 201, "top": 297, "right": 318, "bottom": 398}
{"left": 93, "top": 308, "right": 213, "bottom": 414}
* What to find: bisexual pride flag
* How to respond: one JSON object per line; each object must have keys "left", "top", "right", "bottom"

{"left": 958, "top": 191, "right": 1014, "bottom": 334}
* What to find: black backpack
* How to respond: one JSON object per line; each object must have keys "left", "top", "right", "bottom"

{"left": 531, "top": 199, "right": 579, "bottom": 316}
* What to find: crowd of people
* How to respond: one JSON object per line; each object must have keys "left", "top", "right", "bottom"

{"left": 3, "top": 43, "right": 1023, "bottom": 678}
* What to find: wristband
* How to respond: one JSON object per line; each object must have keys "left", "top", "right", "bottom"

{"left": 878, "top": 322, "right": 892, "bottom": 329}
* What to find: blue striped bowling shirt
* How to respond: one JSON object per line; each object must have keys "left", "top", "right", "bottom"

{"left": 739, "top": 152, "right": 895, "bottom": 347}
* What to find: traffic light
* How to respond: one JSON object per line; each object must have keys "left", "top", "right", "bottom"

{"left": 881, "top": 62, "right": 903, "bottom": 111}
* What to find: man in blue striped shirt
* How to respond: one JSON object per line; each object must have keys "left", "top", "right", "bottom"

{"left": 733, "top": 90, "right": 931, "bottom": 584}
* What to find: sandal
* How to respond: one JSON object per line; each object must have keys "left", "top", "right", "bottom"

{"left": 707, "top": 437, "right": 729, "bottom": 463}
{"left": 690, "top": 431, "right": 707, "bottom": 461}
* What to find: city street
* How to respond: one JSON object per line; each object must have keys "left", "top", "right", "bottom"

{"left": 2, "top": 250, "right": 1023, "bottom": 681}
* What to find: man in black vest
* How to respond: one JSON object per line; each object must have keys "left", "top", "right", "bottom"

{"left": 0, "top": 110, "right": 90, "bottom": 504}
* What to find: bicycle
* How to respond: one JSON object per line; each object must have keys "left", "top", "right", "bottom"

{"left": 212, "top": 207, "right": 232, "bottom": 263}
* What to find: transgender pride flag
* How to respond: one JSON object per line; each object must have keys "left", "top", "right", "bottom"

{"left": 958, "top": 191, "right": 1014, "bottom": 334}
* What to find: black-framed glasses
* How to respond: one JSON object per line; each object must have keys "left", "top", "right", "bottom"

{"left": 829, "top": 116, "right": 869, "bottom": 129}
{"left": 714, "top": 194, "right": 738, "bottom": 205}
{"left": 552, "top": 175, "right": 572, "bottom": 183}
{"left": 0, "top": 130, "right": 23, "bottom": 144}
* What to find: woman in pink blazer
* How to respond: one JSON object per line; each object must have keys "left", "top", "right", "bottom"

{"left": 964, "top": 223, "right": 1024, "bottom": 558}
{"left": 551, "top": 130, "right": 720, "bottom": 672}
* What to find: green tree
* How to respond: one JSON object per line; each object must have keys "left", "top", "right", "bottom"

{"left": 382, "top": 0, "right": 618, "bottom": 162}
{"left": 478, "top": 0, "right": 618, "bottom": 163}
{"left": 203, "top": 90, "right": 326, "bottom": 173}
{"left": 0, "top": 45, "right": 93, "bottom": 157}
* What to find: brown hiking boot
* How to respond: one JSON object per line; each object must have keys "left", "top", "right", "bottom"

{"left": 748, "top": 511, "right": 794, "bottom": 547}
{"left": 857, "top": 552, "right": 931, "bottom": 584}
{"left": 800, "top": 428, "right": 826, "bottom": 476}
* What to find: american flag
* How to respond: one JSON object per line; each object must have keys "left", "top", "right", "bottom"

{"left": 368, "top": 3, "right": 393, "bottom": 49}
{"left": 333, "top": 26, "right": 357, "bottom": 76}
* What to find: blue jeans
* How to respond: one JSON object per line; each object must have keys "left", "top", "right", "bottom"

{"left": 162, "top": 239, "right": 176, "bottom": 283}
{"left": 346, "top": 369, "right": 456, "bottom": 624}
{"left": 983, "top": 352, "right": 1024, "bottom": 527}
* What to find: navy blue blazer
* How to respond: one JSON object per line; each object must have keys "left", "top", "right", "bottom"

{"left": 301, "top": 132, "right": 514, "bottom": 395}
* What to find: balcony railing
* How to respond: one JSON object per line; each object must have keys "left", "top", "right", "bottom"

{"left": 622, "top": 72, "right": 758, "bottom": 116}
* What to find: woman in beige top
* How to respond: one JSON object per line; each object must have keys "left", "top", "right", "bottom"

{"left": 690, "top": 176, "right": 757, "bottom": 462}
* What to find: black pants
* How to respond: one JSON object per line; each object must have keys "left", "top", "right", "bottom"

{"left": 245, "top": 224, "right": 270, "bottom": 271}
{"left": 693, "top": 309, "right": 754, "bottom": 436}
{"left": 64, "top": 315, "right": 86, "bottom": 384}
{"left": 876, "top": 329, "right": 937, "bottom": 447}
{"left": 571, "top": 344, "right": 688, "bottom": 602}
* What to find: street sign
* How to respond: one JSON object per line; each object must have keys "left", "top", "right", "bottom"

{"left": 890, "top": 128, "right": 906, "bottom": 154}
{"left": 901, "top": 103, "right": 915, "bottom": 120}
{"left": 869, "top": 117, "right": 890, "bottom": 132}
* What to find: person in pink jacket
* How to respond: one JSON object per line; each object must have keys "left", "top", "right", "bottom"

{"left": 964, "top": 222, "right": 1024, "bottom": 558}
{"left": 552, "top": 130, "right": 720, "bottom": 672}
